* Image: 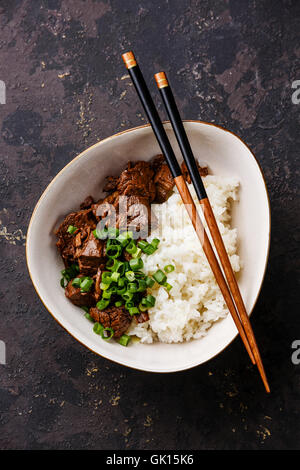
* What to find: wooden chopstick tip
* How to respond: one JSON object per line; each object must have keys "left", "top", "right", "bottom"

{"left": 154, "top": 71, "right": 169, "bottom": 89}
{"left": 122, "top": 51, "right": 137, "bottom": 69}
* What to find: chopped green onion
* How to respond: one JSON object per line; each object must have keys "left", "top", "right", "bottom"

{"left": 93, "top": 322, "right": 103, "bottom": 335}
{"left": 145, "top": 294, "right": 156, "bottom": 307}
{"left": 81, "top": 306, "right": 89, "bottom": 313}
{"left": 153, "top": 269, "right": 167, "bottom": 285}
{"left": 61, "top": 264, "right": 79, "bottom": 281}
{"left": 107, "top": 227, "right": 119, "bottom": 239}
{"left": 138, "top": 240, "right": 149, "bottom": 251}
{"left": 111, "top": 272, "right": 120, "bottom": 282}
{"left": 128, "top": 282, "right": 138, "bottom": 293}
{"left": 129, "top": 257, "right": 144, "bottom": 271}
{"left": 145, "top": 276, "right": 155, "bottom": 288}
{"left": 117, "top": 231, "right": 133, "bottom": 247}
{"left": 106, "top": 244, "right": 122, "bottom": 259}
{"left": 164, "top": 282, "right": 173, "bottom": 291}
{"left": 131, "top": 247, "right": 142, "bottom": 259}
{"left": 138, "top": 301, "right": 148, "bottom": 312}
{"left": 119, "top": 334, "right": 131, "bottom": 347}
{"left": 118, "top": 277, "right": 125, "bottom": 287}
{"left": 60, "top": 277, "right": 67, "bottom": 288}
{"left": 84, "top": 313, "right": 94, "bottom": 322}
{"left": 122, "top": 291, "right": 133, "bottom": 302}
{"left": 115, "top": 300, "right": 123, "bottom": 307}
{"left": 151, "top": 238, "right": 160, "bottom": 248}
{"left": 134, "top": 271, "right": 145, "bottom": 279}
{"left": 129, "top": 307, "right": 139, "bottom": 316}
{"left": 142, "top": 244, "right": 156, "bottom": 255}
{"left": 137, "top": 279, "right": 147, "bottom": 292}
{"left": 96, "top": 299, "right": 110, "bottom": 310}
{"left": 117, "top": 285, "right": 127, "bottom": 295}
{"left": 101, "top": 327, "right": 114, "bottom": 340}
{"left": 72, "top": 277, "right": 82, "bottom": 287}
{"left": 106, "top": 258, "right": 123, "bottom": 272}
{"left": 125, "top": 240, "right": 137, "bottom": 254}
{"left": 102, "top": 290, "right": 112, "bottom": 299}
{"left": 80, "top": 277, "right": 94, "bottom": 292}
{"left": 101, "top": 272, "right": 112, "bottom": 284}
{"left": 93, "top": 228, "right": 108, "bottom": 240}
{"left": 100, "top": 282, "right": 110, "bottom": 291}
{"left": 125, "top": 301, "right": 135, "bottom": 310}
{"left": 125, "top": 271, "right": 135, "bottom": 282}
{"left": 67, "top": 225, "right": 77, "bottom": 235}
{"left": 164, "top": 264, "right": 175, "bottom": 273}
{"left": 123, "top": 261, "right": 130, "bottom": 272}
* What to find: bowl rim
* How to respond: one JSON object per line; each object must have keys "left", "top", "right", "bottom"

{"left": 26, "top": 120, "right": 271, "bottom": 373}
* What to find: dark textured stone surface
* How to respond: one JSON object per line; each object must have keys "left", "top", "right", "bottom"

{"left": 0, "top": 0, "right": 299, "bottom": 450}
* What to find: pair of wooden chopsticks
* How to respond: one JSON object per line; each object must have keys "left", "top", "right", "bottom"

{"left": 122, "top": 51, "right": 270, "bottom": 393}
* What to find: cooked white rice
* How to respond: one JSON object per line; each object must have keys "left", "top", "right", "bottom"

{"left": 128, "top": 174, "right": 241, "bottom": 343}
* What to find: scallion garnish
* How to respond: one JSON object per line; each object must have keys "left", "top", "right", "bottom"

{"left": 96, "top": 299, "right": 110, "bottom": 310}
{"left": 101, "top": 327, "right": 114, "bottom": 340}
{"left": 117, "top": 231, "right": 133, "bottom": 247}
{"left": 111, "top": 271, "right": 120, "bottom": 282}
{"left": 93, "top": 227, "right": 108, "bottom": 240}
{"left": 80, "top": 277, "right": 94, "bottom": 292}
{"left": 128, "top": 307, "right": 139, "bottom": 316}
{"left": 145, "top": 276, "right": 155, "bottom": 288}
{"left": 164, "top": 282, "right": 173, "bottom": 291}
{"left": 122, "top": 291, "right": 134, "bottom": 302}
{"left": 129, "top": 257, "right": 144, "bottom": 271}
{"left": 138, "top": 301, "right": 148, "bottom": 312}
{"left": 151, "top": 238, "right": 160, "bottom": 248}
{"left": 137, "top": 240, "right": 149, "bottom": 251}
{"left": 153, "top": 269, "right": 167, "bottom": 285}
{"left": 67, "top": 225, "right": 77, "bottom": 235}
{"left": 164, "top": 264, "right": 175, "bottom": 273}
{"left": 93, "top": 322, "right": 103, "bottom": 335}
{"left": 128, "top": 282, "right": 138, "bottom": 293}
{"left": 125, "top": 240, "right": 137, "bottom": 254}
{"left": 119, "top": 334, "right": 131, "bottom": 347}
{"left": 72, "top": 277, "right": 82, "bottom": 287}
{"left": 84, "top": 313, "right": 94, "bottom": 322}
{"left": 145, "top": 294, "right": 156, "bottom": 307}
{"left": 106, "top": 244, "right": 122, "bottom": 259}
{"left": 131, "top": 247, "right": 142, "bottom": 259}
{"left": 106, "top": 227, "right": 119, "bottom": 239}
{"left": 125, "top": 270, "right": 135, "bottom": 282}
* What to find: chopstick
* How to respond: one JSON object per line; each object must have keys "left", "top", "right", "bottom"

{"left": 154, "top": 72, "right": 270, "bottom": 393}
{"left": 121, "top": 51, "right": 256, "bottom": 368}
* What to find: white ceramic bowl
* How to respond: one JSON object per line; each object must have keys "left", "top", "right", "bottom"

{"left": 26, "top": 121, "right": 270, "bottom": 372}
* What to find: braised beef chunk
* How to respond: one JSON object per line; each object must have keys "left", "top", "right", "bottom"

{"left": 89, "top": 306, "right": 131, "bottom": 338}
{"left": 181, "top": 161, "right": 209, "bottom": 184}
{"left": 80, "top": 195, "right": 94, "bottom": 210}
{"left": 116, "top": 161, "right": 156, "bottom": 202}
{"left": 92, "top": 192, "right": 118, "bottom": 222}
{"left": 65, "top": 280, "right": 95, "bottom": 307}
{"left": 153, "top": 161, "right": 175, "bottom": 203}
{"left": 93, "top": 193, "right": 152, "bottom": 235}
{"left": 120, "top": 195, "right": 152, "bottom": 235}
{"left": 55, "top": 209, "right": 96, "bottom": 266}
{"left": 77, "top": 231, "right": 106, "bottom": 275}
{"left": 103, "top": 175, "right": 119, "bottom": 193}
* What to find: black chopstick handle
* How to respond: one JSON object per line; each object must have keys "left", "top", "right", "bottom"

{"left": 122, "top": 53, "right": 181, "bottom": 179}
{"left": 155, "top": 73, "right": 207, "bottom": 200}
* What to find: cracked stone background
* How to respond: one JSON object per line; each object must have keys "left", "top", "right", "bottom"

{"left": 0, "top": 0, "right": 299, "bottom": 450}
